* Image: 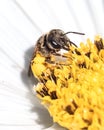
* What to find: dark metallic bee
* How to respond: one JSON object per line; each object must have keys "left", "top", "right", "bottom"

{"left": 28, "top": 29, "right": 85, "bottom": 76}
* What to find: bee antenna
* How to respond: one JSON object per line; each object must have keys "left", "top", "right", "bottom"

{"left": 63, "top": 31, "right": 85, "bottom": 36}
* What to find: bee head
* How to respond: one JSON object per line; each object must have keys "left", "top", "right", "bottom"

{"left": 46, "top": 29, "right": 70, "bottom": 52}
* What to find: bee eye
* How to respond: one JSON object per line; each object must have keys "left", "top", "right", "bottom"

{"left": 50, "top": 41, "right": 61, "bottom": 49}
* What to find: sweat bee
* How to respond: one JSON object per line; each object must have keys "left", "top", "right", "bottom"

{"left": 28, "top": 29, "right": 85, "bottom": 77}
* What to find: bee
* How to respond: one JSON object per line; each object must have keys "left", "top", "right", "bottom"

{"left": 28, "top": 29, "right": 85, "bottom": 76}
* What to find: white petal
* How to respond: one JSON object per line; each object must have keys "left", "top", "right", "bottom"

{"left": 0, "top": 0, "right": 53, "bottom": 129}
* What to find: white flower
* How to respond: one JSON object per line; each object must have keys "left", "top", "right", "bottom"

{"left": 0, "top": 0, "right": 103, "bottom": 130}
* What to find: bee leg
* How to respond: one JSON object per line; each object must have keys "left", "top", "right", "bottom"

{"left": 28, "top": 64, "right": 31, "bottom": 76}
{"left": 45, "top": 53, "right": 69, "bottom": 65}
{"left": 45, "top": 57, "right": 55, "bottom": 64}
{"left": 52, "top": 52, "right": 68, "bottom": 58}
{"left": 70, "top": 40, "right": 78, "bottom": 47}
{"left": 28, "top": 61, "right": 34, "bottom": 77}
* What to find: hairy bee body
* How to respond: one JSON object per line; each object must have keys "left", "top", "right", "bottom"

{"left": 28, "top": 29, "right": 84, "bottom": 76}
{"left": 32, "top": 29, "right": 72, "bottom": 57}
